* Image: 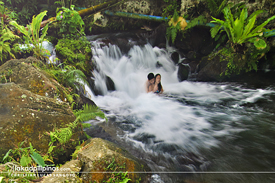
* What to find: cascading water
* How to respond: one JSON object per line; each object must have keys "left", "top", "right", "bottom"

{"left": 84, "top": 35, "right": 275, "bottom": 183}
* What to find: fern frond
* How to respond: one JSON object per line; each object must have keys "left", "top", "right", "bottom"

{"left": 210, "top": 25, "right": 223, "bottom": 38}
{"left": 207, "top": 0, "right": 218, "bottom": 15}
{"left": 186, "top": 15, "right": 207, "bottom": 30}
{"left": 74, "top": 104, "right": 107, "bottom": 122}
{"left": 50, "top": 127, "right": 73, "bottom": 144}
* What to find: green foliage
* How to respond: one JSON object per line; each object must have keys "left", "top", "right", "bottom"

{"left": 3, "top": 0, "right": 38, "bottom": 25}
{"left": 46, "top": 64, "right": 88, "bottom": 93}
{"left": 49, "top": 104, "right": 107, "bottom": 145}
{"left": 210, "top": 6, "right": 275, "bottom": 73}
{"left": 9, "top": 11, "right": 50, "bottom": 60}
{"left": 211, "top": 6, "right": 275, "bottom": 49}
{"left": 0, "top": 2, "right": 19, "bottom": 64}
{"left": 74, "top": 104, "right": 108, "bottom": 122}
{"left": 103, "top": 157, "right": 131, "bottom": 183}
{"left": 0, "top": 1, "right": 18, "bottom": 23}
{"left": 55, "top": 38, "right": 92, "bottom": 73}
{"left": 56, "top": 5, "right": 85, "bottom": 39}
{"left": 185, "top": 15, "right": 207, "bottom": 30}
{"left": 206, "top": 0, "right": 229, "bottom": 17}
{"left": 2, "top": 141, "right": 52, "bottom": 168}
{"left": 0, "top": 68, "right": 13, "bottom": 83}
{"left": 166, "top": 11, "right": 183, "bottom": 44}
{"left": 162, "top": 0, "right": 179, "bottom": 20}
{"left": 213, "top": 42, "right": 269, "bottom": 75}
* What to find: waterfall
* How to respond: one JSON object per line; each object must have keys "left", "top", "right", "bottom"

{"left": 84, "top": 37, "right": 275, "bottom": 183}
{"left": 86, "top": 39, "right": 221, "bottom": 154}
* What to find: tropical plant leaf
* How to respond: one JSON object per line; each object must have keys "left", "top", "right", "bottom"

{"left": 251, "top": 15, "right": 275, "bottom": 35}
{"left": 2, "top": 149, "right": 12, "bottom": 162}
{"left": 31, "top": 152, "right": 46, "bottom": 167}
{"left": 20, "top": 155, "right": 32, "bottom": 167}
{"left": 253, "top": 38, "right": 266, "bottom": 49}
{"left": 210, "top": 25, "right": 222, "bottom": 38}
{"left": 241, "top": 14, "right": 257, "bottom": 42}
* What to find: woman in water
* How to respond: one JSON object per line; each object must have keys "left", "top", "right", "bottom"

{"left": 153, "top": 74, "right": 164, "bottom": 94}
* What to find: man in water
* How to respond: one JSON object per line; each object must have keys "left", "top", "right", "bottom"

{"left": 145, "top": 73, "right": 155, "bottom": 93}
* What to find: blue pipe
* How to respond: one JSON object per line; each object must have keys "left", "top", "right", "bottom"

{"left": 104, "top": 10, "right": 168, "bottom": 21}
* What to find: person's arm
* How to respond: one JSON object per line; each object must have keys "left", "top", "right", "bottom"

{"left": 145, "top": 81, "right": 150, "bottom": 93}
{"left": 160, "top": 87, "right": 164, "bottom": 94}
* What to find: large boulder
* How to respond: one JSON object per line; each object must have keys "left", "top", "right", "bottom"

{"left": 0, "top": 57, "right": 67, "bottom": 100}
{"left": 0, "top": 83, "right": 79, "bottom": 157}
{"left": 0, "top": 58, "right": 85, "bottom": 159}
{"left": 196, "top": 55, "right": 228, "bottom": 82}
{"left": 77, "top": 138, "right": 150, "bottom": 183}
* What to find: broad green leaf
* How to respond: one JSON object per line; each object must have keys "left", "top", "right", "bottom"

{"left": 20, "top": 155, "right": 32, "bottom": 167}
{"left": 242, "top": 14, "right": 257, "bottom": 41}
{"left": 234, "top": 8, "right": 247, "bottom": 41}
{"left": 2, "top": 149, "right": 12, "bottom": 161}
{"left": 251, "top": 15, "right": 275, "bottom": 35}
{"left": 211, "top": 17, "right": 225, "bottom": 25}
{"left": 31, "top": 152, "right": 46, "bottom": 167}
{"left": 9, "top": 21, "right": 28, "bottom": 36}
{"left": 234, "top": 18, "right": 243, "bottom": 41}
{"left": 29, "top": 142, "right": 34, "bottom": 154}
{"left": 253, "top": 38, "right": 266, "bottom": 49}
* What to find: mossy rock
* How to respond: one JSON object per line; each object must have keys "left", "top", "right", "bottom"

{"left": 77, "top": 138, "right": 150, "bottom": 183}
{"left": 0, "top": 57, "right": 86, "bottom": 160}
{"left": 55, "top": 38, "right": 93, "bottom": 76}
{"left": 0, "top": 57, "right": 68, "bottom": 101}
{"left": 0, "top": 82, "right": 82, "bottom": 158}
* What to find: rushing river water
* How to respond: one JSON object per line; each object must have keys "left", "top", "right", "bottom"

{"left": 83, "top": 34, "right": 275, "bottom": 183}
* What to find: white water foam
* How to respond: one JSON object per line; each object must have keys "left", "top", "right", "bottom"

{"left": 86, "top": 40, "right": 275, "bottom": 154}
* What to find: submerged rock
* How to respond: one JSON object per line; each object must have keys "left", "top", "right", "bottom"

{"left": 177, "top": 63, "right": 190, "bottom": 82}
{"left": 197, "top": 55, "right": 228, "bottom": 82}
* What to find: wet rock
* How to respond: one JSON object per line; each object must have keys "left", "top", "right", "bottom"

{"left": 187, "top": 51, "right": 200, "bottom": 61}
{"left": 0, "top": 83, "right": 80, "bottom": 157}
{"left": 197, "top": 56, "right": 228, "bottom": 81}
{"left": 177, "top": 63, "right": 190, "bottom": 82}
{"left": 87, "top": 74, "right": 115, "bottom": 96}
{"left": 77, "top": 138, "right": 150, "bottom": 183}
{"left": 156, "top": 61, "right": 163, "bottom": 68}
{"left": 87, "top": 77, "right": 102, "bottom": 96}
{"left": 0, "top": 57, "right": 86, "bottom": 159}
{"left": 171, "top": 52, "right": 180, "bottom": 64}
{"left": 0, "top": 57, "right": 68, "bottom": 101}
{"left": 150, "top": 24, "right": 167, "bottom": 48}
{"left": 174, "top": 27, "right": 215, "bottom": 60}
{"left": 106, "top": 75, "right": 115, "bottom": 91}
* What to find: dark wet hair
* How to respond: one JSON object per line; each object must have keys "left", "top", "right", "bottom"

{"left": 155, "top": 74, "right": 162, "bottom": 91}
{"left": 147, "top": 73, "right": 154, "bottom": 80}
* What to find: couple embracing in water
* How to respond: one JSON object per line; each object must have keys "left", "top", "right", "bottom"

{"left": 145, "top": 73, "right": 164, "bottom": 94}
